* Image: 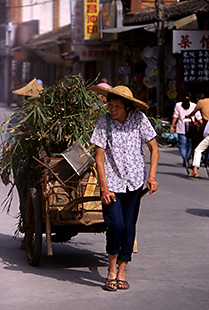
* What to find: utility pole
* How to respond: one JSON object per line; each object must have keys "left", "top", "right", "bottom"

{"left": 155, "top": 0, "right": 165, "bottom": 117}
{"left": 5, "top": 0, "right": 12, "bottom": 106}
{"left": 53, "top": 0, "right": 60, "bottom": 30}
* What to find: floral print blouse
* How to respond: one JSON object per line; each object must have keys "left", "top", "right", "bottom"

{"left": 91, "top": 110, "right": 156, "bottom": 193}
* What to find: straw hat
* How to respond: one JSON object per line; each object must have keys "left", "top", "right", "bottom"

{"left": 12, "top": 78, "right": 43, "bottom": 97}
{"left": 92, "top": 85, "right": 149, "bottom": 110}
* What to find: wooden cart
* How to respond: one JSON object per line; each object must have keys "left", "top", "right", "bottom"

{"left": 24, "top": 155, "right": 106, "bottom": 266}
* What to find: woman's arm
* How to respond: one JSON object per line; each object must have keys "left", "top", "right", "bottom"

{"left": 187, "top": 102, "right": 200, "bottom": 118}
{"left": 95, "top": 146, "right": 116, "bottom": 205}
{"left": 146, "top": 138, "right": 159, "bottom": 194}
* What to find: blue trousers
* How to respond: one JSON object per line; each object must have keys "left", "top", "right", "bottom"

{"left": 102, "top": 186, "right": 143, "bottom": 262}
{"left": 177, "top": 134, "right": 191, "bottom": 162}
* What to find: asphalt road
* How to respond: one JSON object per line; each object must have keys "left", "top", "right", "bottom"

{"left": 0, "top": 103, "right": 209, "bottom": 310}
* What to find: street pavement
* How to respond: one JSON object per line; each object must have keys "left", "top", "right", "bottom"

{"left": 0, "top": 103, "right": 209, "bottom": 310}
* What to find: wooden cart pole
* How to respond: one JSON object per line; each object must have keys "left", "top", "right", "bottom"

{"left": 133, "top": 187, "right": 149, "bottom": 254}
{"left": 44, "top": 157, "right": 53, "bottom": 256}
{"left": 133, "top": 235, "right": 138, "bottom": 253}
{"left": 45, "top": 210, "right": 53, "bottom": 256}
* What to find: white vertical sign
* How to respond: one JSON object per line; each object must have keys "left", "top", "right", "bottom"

{"left": 173, "top": 30, "right": 209, "bottom": 53}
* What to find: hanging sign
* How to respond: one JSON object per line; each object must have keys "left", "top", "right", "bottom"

{"left": 84, "top": 0, "right": 100, "bottom": 40}
{"left": 182, "top": 50, "right": 209, "bottom": 83}
{"left": 76, "top": 46, "right": 112, "bottom": 61}
{"left": 119, "top": 66, "right": 132, "bottom": 75}
{"left": 102, "top": 2, "right": 115, "bottom": 29}
{"left": 71, "top": 0, "right": 83, "bottom": 45}
{"left": 173, "top": 30, "right": 209, "bottom": 53}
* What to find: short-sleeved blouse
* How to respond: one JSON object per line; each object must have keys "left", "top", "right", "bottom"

{"left": 90, "top": 110, "right": 156, "bottom": 193}
{"left": 173, "top": 101, "right": 202, "bottom": 134}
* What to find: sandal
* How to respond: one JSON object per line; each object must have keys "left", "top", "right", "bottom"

{"left": 188, "top": 172, "right": 198, "bottom": 178}
{"left": 117, "top": 279, "right": 130, "bottom": 290}
{"left": 104, "top": 278, "right": 117, "bottom": 291}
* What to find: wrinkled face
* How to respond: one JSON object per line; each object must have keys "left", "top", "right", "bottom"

{"left": 107, "top": 98, "right": 128, "bottom": 124}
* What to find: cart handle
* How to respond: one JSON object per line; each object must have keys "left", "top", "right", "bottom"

{"left": 60, "top": 187, "right": 149, "bottom": 215}
{"left": 61, "top": 196, "right": 101, "bottom": 213}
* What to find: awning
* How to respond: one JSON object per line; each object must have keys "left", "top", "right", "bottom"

{"left": 174, "top": 14, "right": 199, "bottom": 30}
{"left": 13, "top": 24, "right": 74, "bottom": 65}
{"left": 101, "top": 14, "right": 199, "bottom": 35}
{"left": 124, "top": 0, "right": 209, "bottom": 26}
{"left": 101, "top": 24, "right": 154, "bottom": 33}
{"left": 143, "top": 14, "right": 199, "bottom": 32}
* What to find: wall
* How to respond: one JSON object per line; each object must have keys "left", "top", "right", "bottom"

{"left": 22, "top": 0, "right": 53, "bottom": 34}
{"left": 21, "top": 0, "right": 71, "bottom": 35}
{"left": 60, "top": 0, "right": 71, "bottom": 27}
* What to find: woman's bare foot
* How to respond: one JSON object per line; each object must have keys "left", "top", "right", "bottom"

{"left": 117, "top": 260, "right": 127, "bottom": 280}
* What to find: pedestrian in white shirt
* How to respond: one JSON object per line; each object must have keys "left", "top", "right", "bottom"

{"left": 170, "top": 92, "right": 202, "bottom": 167}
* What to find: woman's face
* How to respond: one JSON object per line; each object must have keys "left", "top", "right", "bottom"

{"left": 108, "top": 97, "right": 128, "bottom": 124}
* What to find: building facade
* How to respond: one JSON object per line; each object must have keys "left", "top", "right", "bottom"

{"left": 1, "top": 0, "right": 209, "bottom": 117}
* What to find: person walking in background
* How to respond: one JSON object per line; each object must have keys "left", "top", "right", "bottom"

{"left": 186, "top": 89, "right": 209, "bottom": 152}
{"left": 189, "top": 120, "right": 209, "bottom": 177}
{"left": 91, "top": 85, "right": 159, "bottom": 291}
{"left": 1, "top": 78, "right": 43, "bottom": 249}
{"left": 97, "top": 77, "right": 112, "bottom": 90}
{"left": 170, "top": 92, "right": 202, "bottom": 167}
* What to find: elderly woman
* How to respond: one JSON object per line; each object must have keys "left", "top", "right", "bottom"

{"left": 91, "top": 85, "right": 159, "bottom": 291}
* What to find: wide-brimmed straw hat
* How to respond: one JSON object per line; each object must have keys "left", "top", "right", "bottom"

{"left": 92, "top": 85, "right": 149, "bottom": 110}
{"left": 12, "top": 78, "right": 43, "bottom": 97}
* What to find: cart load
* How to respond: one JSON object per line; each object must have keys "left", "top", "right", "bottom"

{"left": 0, "top": 74, "right": 107, "bottom": 265}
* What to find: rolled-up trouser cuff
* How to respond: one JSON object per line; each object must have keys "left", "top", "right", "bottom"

{"left": 118, "top": 253, "right": 132, "bottom": 262}
{"left": 106, "top": 250, "right": 132, "bottom": 262}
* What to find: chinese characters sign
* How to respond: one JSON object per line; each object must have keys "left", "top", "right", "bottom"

{"left": 173, "top": 30, "right": 209, "bottom": 53}
{"left": 84, "top": 0, "right": 100, "bottom": 40}
{"left": 71, "top": 0, "right": 83, "bottom": 45}
{"left": 182, "top": 51, "right": 209, "bottom": 83}
{"left": 102, "top": 2, "right": 115, "bottom": 29}
{"left": 76, "top": 46, "right": 112, "bottom": 61}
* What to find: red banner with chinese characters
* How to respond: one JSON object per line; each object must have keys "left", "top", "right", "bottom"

{"left": 84, "top": 0, "right": 100, "bottom": 40}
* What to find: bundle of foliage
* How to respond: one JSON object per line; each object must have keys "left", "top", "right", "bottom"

{"left": 0, "top": 74, "right": 106, "bottom": 212}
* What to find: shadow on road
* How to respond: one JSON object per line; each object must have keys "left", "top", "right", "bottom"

{"left": 185, "top": 208, "right": 209, "bottom": 217}
{"left": 0, "top": 232, "right": 108, "bottom": 288}
{"left": 156, "top": 170, "right": 189, "bottom": 179}
{"left": 157, "top": 170, "right": 209, "bottom": 180}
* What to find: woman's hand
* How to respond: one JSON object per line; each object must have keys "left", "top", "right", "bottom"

{"left": 146, "top": 177, "right": 159, "bottom": 195}
{"left": 101, "top": 189, "right": 116, "bottom": 205}
{"left": 146, "top": 138, "right": 159, "bottom": 195}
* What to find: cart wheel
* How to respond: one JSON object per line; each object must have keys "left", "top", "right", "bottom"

{"left": 25, "top": 188, "right": 42, "bottom": 266}
{"left": 154, "top": 124, "right": 173, "bottom": 148}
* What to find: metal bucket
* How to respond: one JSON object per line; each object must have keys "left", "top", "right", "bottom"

{"left": 61, "top": 141, "right": 95, "bottom": 176}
